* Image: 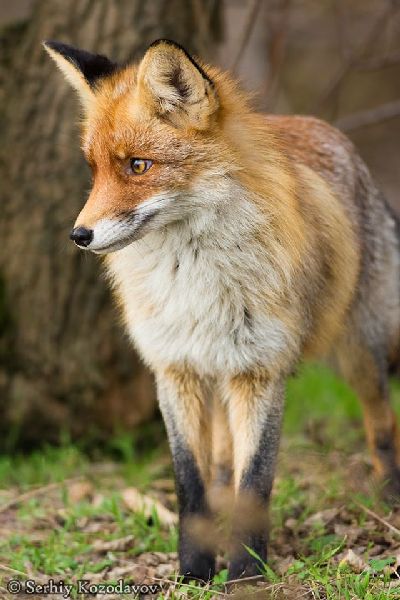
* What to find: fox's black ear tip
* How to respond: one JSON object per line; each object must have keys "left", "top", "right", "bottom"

{"left": 148, "top": 39, "right": 188, "bottom": 54}
{"left": 149, "top": 38, "right": 180, "bottom": 48}
{"left": 42, "top": 40, "right": 72, "bottom": 54}
{"left": 43, "top": 39, "right": 57, "bottom": 49}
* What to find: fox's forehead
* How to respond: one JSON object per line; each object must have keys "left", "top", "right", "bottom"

{"left": 82, "top": 79, "right": 194, "bottom": 163}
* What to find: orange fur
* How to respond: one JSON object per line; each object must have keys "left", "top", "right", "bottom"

{"left": 72, "top": 57, "right": 361, "bottom": 365}
{"left": 163, "top": 365, "right": 212, "bottom": 483}
{"left": 45, "top": 39, "right": 400, "bottom": 579}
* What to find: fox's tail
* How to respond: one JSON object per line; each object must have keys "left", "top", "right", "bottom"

{"left": 388, "top": 204, "right": 400, "bottom": 378}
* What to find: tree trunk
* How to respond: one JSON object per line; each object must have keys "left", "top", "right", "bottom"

{"left": 0, "top": 0, "right": 222, "bottom": 447}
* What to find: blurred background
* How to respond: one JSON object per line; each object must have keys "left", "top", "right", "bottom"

{"left": 1, "top": 0, "right": 400, "bottom": 449}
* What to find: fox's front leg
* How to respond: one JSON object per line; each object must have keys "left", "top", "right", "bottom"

{"left": 156, "top": 367, "right": 214, "bottom": 582}
{"left": 225, "top": 373, "right": 284, "bottom": 580}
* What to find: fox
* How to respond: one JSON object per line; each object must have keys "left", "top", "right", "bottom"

{"left": 44, "top": 38, "right": 400, "bottom": 582}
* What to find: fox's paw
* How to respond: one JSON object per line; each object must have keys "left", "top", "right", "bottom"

{"left": 227, "top": 540, "right": 267, "bottom": 582}
{"left": 179, "top": 551, "right": 215, "bottom": 584}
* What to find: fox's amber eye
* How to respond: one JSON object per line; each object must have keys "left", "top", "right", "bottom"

{"left": 130, "top": 158, "right": 153, "bottom": 175}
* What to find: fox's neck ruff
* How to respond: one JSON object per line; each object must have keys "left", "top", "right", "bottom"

{"left": 106, "top": 178, "right": 298, "bottom": 376}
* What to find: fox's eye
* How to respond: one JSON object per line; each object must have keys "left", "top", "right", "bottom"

{"left": 129, "top": 158, "right": 153, "bottom": 175}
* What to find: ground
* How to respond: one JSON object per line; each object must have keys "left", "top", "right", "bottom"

{"left": 1, "top": 365, "right": 400, "bottom": 599}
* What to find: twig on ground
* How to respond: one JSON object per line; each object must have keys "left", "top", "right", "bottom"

{"left": 150, "top": 575, "right": 226, "bottom": 596}
{"left": 0, "top": 477, "right": 82, "bottom": 514}
{"left": 224, "top": 574, "right": 264, "bottom": 585}
{"left": 356, "top": 502, "right": 400, "bottom": 538}
{"left": 0, "top": 563, "right": 27, "bottom": 576}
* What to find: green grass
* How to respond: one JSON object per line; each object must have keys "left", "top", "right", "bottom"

{"left": 5, "top": 496, "right": 176, "bottom": 577}
{"left": 1, "top": 364, "right": 400, "bottom": 598}
{"left": 286, "top": 363, "right": 361, "bottom": 432}
{"left": 286, "top": 362, "right": 400, "bottom": 432}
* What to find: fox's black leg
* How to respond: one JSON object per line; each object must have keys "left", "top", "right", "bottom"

{"left": 225, "top": 374, "right": 284, "bottom": 580}
{"left": 173, "top": 444, "right": 215, "bottom": 580}
{"left": 156, "top": 368, "right": 215, "bottom": 582}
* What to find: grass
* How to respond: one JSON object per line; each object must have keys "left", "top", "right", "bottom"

{"left": 0, "top": 364, "right": 400, "bottom": 598}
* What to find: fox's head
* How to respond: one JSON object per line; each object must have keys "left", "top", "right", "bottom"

{"left": 44, "top": 39, "right": 244, "bottom": 253}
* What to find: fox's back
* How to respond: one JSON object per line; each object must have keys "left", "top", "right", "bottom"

{"left": 264, "top": 114, "right": 398, "bottom": 245}
{"left": 266, "top": 114, "right": 400, "bottom": 363}
{"left": 265, "top": 115, "right": 357, "bottom": 195}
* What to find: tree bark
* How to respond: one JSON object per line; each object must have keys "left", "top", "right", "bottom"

{"left": 0, "top": 0, "right": 222, "bottom": 447}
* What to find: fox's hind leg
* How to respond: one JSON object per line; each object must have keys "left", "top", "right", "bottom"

{"left": 332, "top": 333, "right": 400, "bottom": 497}
{"left": 211, "top": 395, "right": 233, "bottom": 488}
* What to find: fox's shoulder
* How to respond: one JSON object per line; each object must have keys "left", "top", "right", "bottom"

{"left": 263, "top": 114, "right": 354, "bottom": 156}
{"left": 259, "top": 114, "right": 359, "bottom": 193}
{"left": 265, "top": 114, "right": 356, "bottom": 170}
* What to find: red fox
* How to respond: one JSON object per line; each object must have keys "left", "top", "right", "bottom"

{"left": 44, "top": 39, "right": 400, "bottom": 581}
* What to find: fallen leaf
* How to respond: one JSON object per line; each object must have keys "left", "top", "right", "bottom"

{"left": 303, "top": 508, "right": 339, "bottom": 528}
{"left": 155, "top": 562, "right": 175, "bottom": 578}
{"left": 275, "top": 555, "right": 296, "bottom": 575}
{"left": 68, "top": 481, "right": 93, "bottom": 503}
{"left": 122, "top": 488, "right": 177, "bottom": 527}
{"left": 92, "top": 493, "right": 106, "bottom": 508}
{"left": 92, "top": 535, "right": 135, "bottom": 553}
{"left": 107, "top": 564, "right": 137, "bottom": 580}
{"left": 334, "top": 523, "right": 363, "bottom": 543}
{"left": 80, "top": 570, "right": 108, "bottom": 584}
{"left": 339, "top": 549, "right": 368, "bottom": 573}
{"left": 81, "top": 519, "right": 115, "bottom": 534}
{"left": 284, "top": 518, "right": 297, "bottom": 531}
{"left": 139, "top": 552, "right": 166, "bottom": 566}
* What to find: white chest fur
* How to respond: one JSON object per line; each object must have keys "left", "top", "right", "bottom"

{"left": 107, "top": 194, "right": 294, "bottom": 377}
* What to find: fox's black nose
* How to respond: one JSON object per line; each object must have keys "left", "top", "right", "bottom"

{"left": 70, "top": 226, "right": 93, "bottom": 247}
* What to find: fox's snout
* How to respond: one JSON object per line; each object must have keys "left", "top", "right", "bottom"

{"left": 69, "top": 200, "right": 167, "bottom": 254}
{"left": 70, "top": 226, "right": 93, "bottom": 248}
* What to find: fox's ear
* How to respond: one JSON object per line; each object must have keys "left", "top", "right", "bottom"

{"left": 43, "top": 40, "right": 117, "bottom": 105}
{"left": 137, "top": 39, "right": 218, "bottom": 129}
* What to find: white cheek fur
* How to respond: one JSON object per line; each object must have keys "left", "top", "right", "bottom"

{"left": 90, "top": 218, "right": 133, "bottom": 252}
{"left": 85, "top": 193, "right": 177, "bottom": 253}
